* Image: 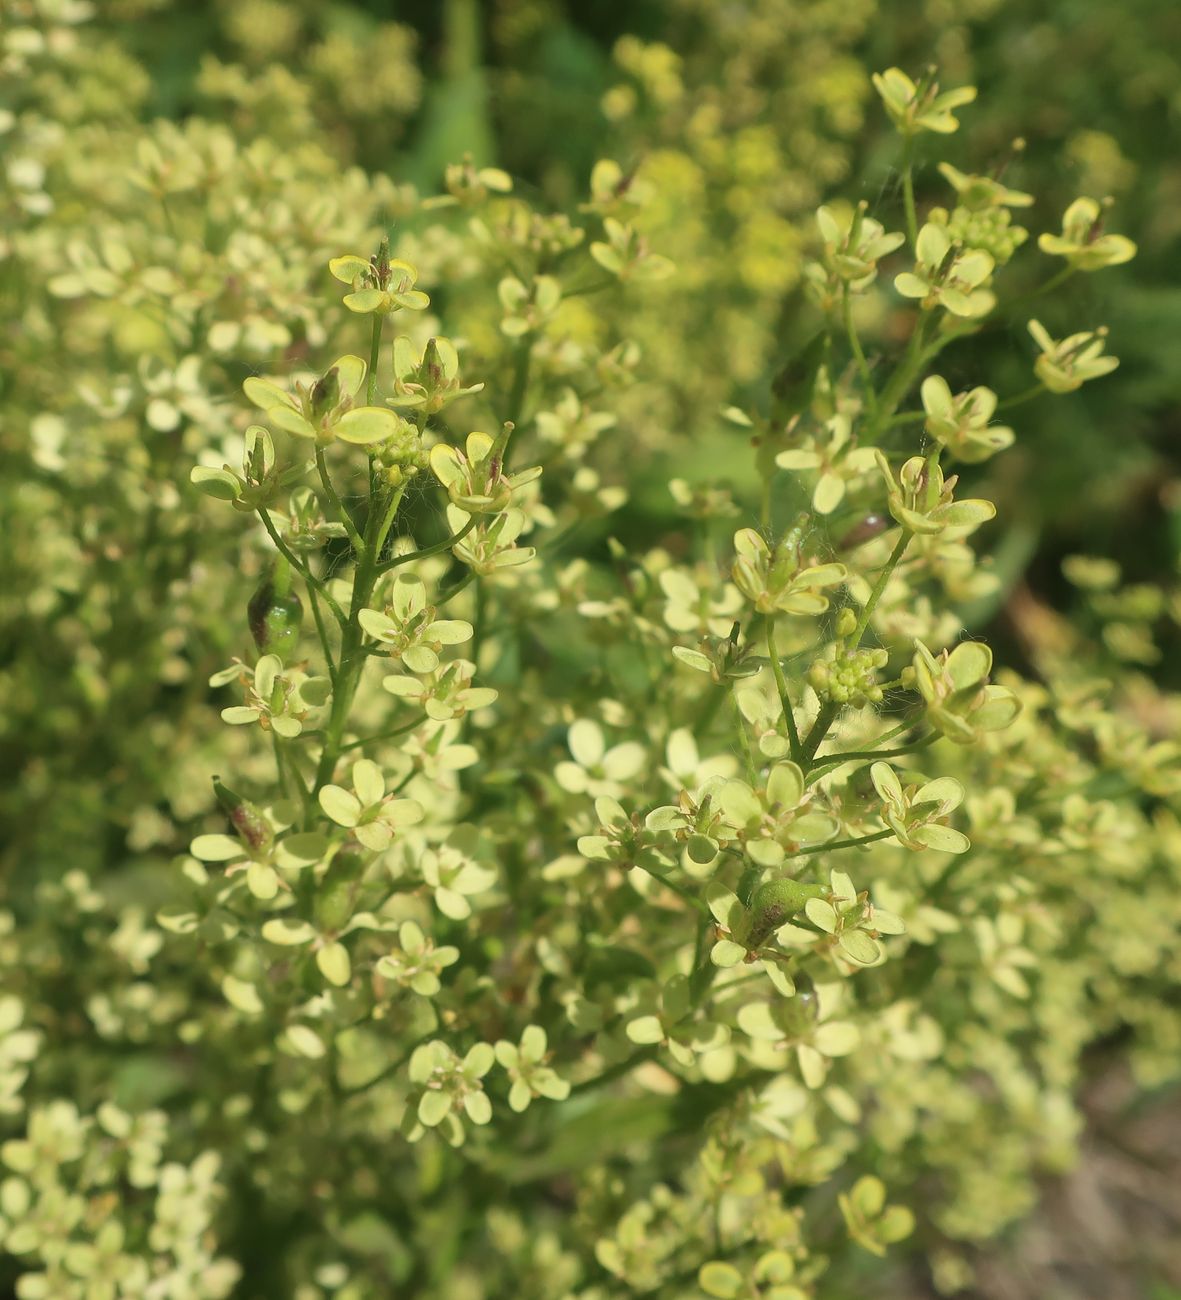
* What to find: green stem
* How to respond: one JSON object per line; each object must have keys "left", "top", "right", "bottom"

{"left": 373, "top": 481, "right": 407, "bottom": 560}
{"left": 502, "top": 336, "right": 533, "bottom": 442}
{"left": 305, "top": 583, "right": 338, "bottom": 687}
{"left": 812, "top": 734, "right": 936, "bottom": 768}
{"left": 843, "top": 287, "right": 875, "bottom": 412}
{"left": 310, "top": 475, "right": 404, "bottom": 804}
{"left": 435, "top": 570, "right": 475, "bottom": 607}
{"left": 375, "top": 516, "right": 476, "bottom": 573}
{"left": 858, "top": 717, "right": 917, "bottom": 748}
{"left": 688, "top": 947, "right": 718, "bottom": 1009}
{"left": 562, "top": 278, "right": 615, "bottom": 299}
{"left": 995, "top": 383, "right": 1044, "bottom": 412}
{"left": 801, "top": 701, "right": 840, "bottom": 768}
{"left": 316, "top": 449, "right": 364, "bottom": 553}
{"left": 634, "top": 861, "right": 709, "bottom": 916}
{"left": 885, "top": 409, "right": 927, "bottom": 429}
{"left": 271, "top": 730, "right": 290, "bottom": 799}
{"left": 340, "top": 714, "right": 427, "bottom": 753}
{"left": 731, "top": 689, "right": 758, "bottom": 784}
{"left": 568, "top": 1047, "right": 659, "bottom": 1096}
{"left": 257, "top": 509, "right": 346, "bottom": 626}
{"left": 901, "top": 136, "right": 918, "bottom": 248}
{"left": 366, "top": 314, "right": 383, "bottom": 407}
{"left": 849, "top": 529, "right": 911, "bottom": 651}
{"left": 799, "top": 532, "right": 911, "bottom": 766}
{"left": 864, "top": 317, "right": 933, "bottom": 442}
{"left": 1010, "top": 264, "right": 1076, "bottom": 307}
{"left": 765, "top": 619, "right": 802, "bottom": 764}
{"left": 793, "top": 828, "right": 895, "bottom": 856}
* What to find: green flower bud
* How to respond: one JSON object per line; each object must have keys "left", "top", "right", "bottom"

{"left": 213, "top": 776, "right": 273, "bottom": 855}
{"left": 248, "top": 559, "right": 303, "bottom": 661}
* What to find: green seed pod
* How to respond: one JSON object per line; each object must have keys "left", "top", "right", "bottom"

{"left": 746, "top": 877, "right": 825, "bottom": 951}
{"left": 248, "top": 558, "right": 303, "bottom": 661}
{"left": 315, "top": 840, "right": 367, "bottom": 933}
{"left": 213, "top": 777, "right": 273, "bottom": 855}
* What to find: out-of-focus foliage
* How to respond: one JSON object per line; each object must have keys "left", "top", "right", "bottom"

{"left": 1, "top": 0, "right": 1180, "bottom": 1298}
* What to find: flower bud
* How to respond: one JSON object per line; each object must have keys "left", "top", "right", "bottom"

{"left": 213, "top": 776, "right": 273, "bottom": 854}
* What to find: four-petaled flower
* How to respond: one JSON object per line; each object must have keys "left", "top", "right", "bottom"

{"left": 382, "top": 658, "right": 498, "bottom": 722}
{"left": 430, "top": 430, "right": 541, "bottom": 516}
{"left": 732, "top": 528, "right": 847, "bottom": 616}
{"left": 555, "top": 719, "right": 646, "bottom": 800}
{"left": 418, "top": 827, "right": 498, "bottom": 920}
{"left": 910, "top": 639, "right": 1021, "bottom": 744}
{"left": 318, "top": 759, "right": 425, "bottom": 852}
{"left": 802, "top": 869, "right": 906, "bottom": 967}
{"left": 1038, "top": 197, "right": 1136, "bottom": 272}
{"left": 406, "top": 1041, "right": 495, "bottom": 1143}
{"left": 328, "top": 248, "right": 431, "bottom": 315}
{"left": 387, "top": 336, "right": 484, "bottom": 414}
{"left": 736, "top": 982, "right": 860, "bottom": 1088}
{"left": 815, "top": 202, "right": 905, "bottom": 291}
{"left": 895, "top": 223, "right": 995, "bottom": 317}
{"left": 839, "top": 1176, "right": 916, "bottom": 1257}
{"left": 494, "top": 1027, "right": 571, "bottom": 1111}
{"left": 360, "top": 575, "right": 473, "bottom": 673}
{"left": 920, "top": 376, "right": 1014, "bottom": 463}
{"left": 872, "top": 67, "right": 977, "bottom": 135}
{"left": 212, "top": 654, "right": 327, "bottom": 738}
{"left": 244, "top": 355, "right": 403, "bottom": 447}
{"left": 624, "top": 976, "right": 730, "bottom": 1067}
{"left": 870, "top": 762, "right": 970, "bottom": 853}
{"left": 876, "top": 452, "right": 996, "bottom": 536}
{"left": 1028, "top": 319, "right": 1119, "bottom": 393}
{"left": 715, "top": 762, "right": 838, "bottom": 866}
{"left": 376, "top": 921, "right": 459, "bottom": 996}
{"left": 776, "top": 414, "right": 879, "bottom": 514}
{"left": 937, "top": 162, "right": 1032, "bottom": 211}
{"left": 590, "top": 217, "right": 675, "bottom": 282}
{"left": 498, "top": 274, "right": 562, "bottom": 336}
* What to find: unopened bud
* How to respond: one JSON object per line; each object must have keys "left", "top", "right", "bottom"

{"left": 213, "top": 777, "right": 273, "bottom": 854}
